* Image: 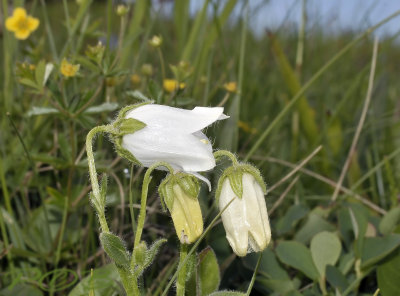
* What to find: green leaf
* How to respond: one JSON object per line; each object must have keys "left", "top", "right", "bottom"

{"left": 68, "top": 264, "right": 121, "bottom": 296}
{"left": 276, "top": 204, "right": 309, "bottom": 235}
{"left": 256, "top": 278, "right": 297, "bottom": 294}
{"left": 276, "top": 241, "right": 320, "bottom": 281}
{"left": 100, "top": 233, "right": 130, "bottom": 270}
{"left": 26, "top": 106, "right": 59, "bottom": 117}
{"left": 0, "top": 283, "right": 43, "bottom": 296}
{"left": 377, "top": 249, "right": 400, "bottom": 296}
{"left": 197, "top": 247, "right": 221, "bottom": 295}
{"left": 244, "top": 248, "right": 290, "bottom": 280}
{"left": 19, "top": 78, "right": 39, "bottom": 90}
{"left": 84, "top": 102, "right": 119, "bottom": 114}
{"left": 326, "top": 265, "right": 348, "bottom": 292}
{"left": 310, "top": 231, "right": 342, "bottom": 277}
{"left": 143, "top": 238, "right": 167, "bottom": 271}
{"left": 294, "top": 213, "right": 335, "bottom": 244}
{"left": 35, "top": 60, "right": 46, "bottom": 90}
{"left": 361, "top": 234, "right": 400, "bottom": 268}
{"left": 379, "top": 207, "right": 400, "bottom": 235}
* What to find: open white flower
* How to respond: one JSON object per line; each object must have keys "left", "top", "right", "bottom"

{"left": 218, "top": 171, "right": 271, "bottom": 257}
{"left": 120, "top": 104, "right": 228, "bottom": 172}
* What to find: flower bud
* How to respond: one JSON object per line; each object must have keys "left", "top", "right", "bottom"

{"left": 223, "top": 81, "right": 237, "bottom": 93}
{"left": 163, "top": 79, "right": 185, "bottom": 93}
{"left": 117, "top": 5, "right": 129, "bottom": 16}
{"left": 159, "top": 173, "right": 203, "bottom": 244}
{"left": 216, "top": 165, "right": 271, "bottom": 256}
{"left": 141, "top": 64, "right": 153, "bottom": 76}
{"left": 149, "top": 35, "right": 162, "bottom": 48}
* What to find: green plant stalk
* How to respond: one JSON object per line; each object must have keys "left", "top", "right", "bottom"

{"left": 86, "top": 125, "right": 142, "bottom": 296}
{"left": 213, "top": 150, "right": 239, "bottom": 166}
{"left": 161, "top": 197, "right": 235, "bottom": 296}
{"left": 134, "top": 161, "right": 173, "bottom": 248}
{"left": 244, "top": 9, "right": 400, "bottom": 161}
{"left": 40, "top": 0, "right": 58, "bottom": 60}
{"left": 86, "top": 125, "right": 114, "bottom": 232}
{"left": 129, "top": 164, "right": 137, "bottom": 233}
{"left": 2, "top": 0, "right": 13, "bottom": 113}
{"left": 245, "top": 253, "right": 262, "bottom": 296}
{"left": 0, "top": 191, "right": 15, "bottom": 278}
{"left": 158, "top": 48, "right": 166, "bottom": 100}
{"left": 176, "top": 244, "right": 188, "bottom": 296}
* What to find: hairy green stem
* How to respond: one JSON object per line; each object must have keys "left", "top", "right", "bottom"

{"left": 86, "top": 125, "right": 115, "bottom": 232}
{"left": 213, "top": 150, "right": 239, "bottom": 166}
{"left": 176, "top": 244, "right": 188, "bottom": 296}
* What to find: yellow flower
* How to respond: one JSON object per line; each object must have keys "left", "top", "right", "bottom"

{"left": 130, "top": 74, "right": 141, "bottom": 85}
{"left": 163, "top": 79, "right": 185, "bottom": 93}
{"left": 223, "top": 81, "right": 237, "bottom": 93}
{"left": 60, "top": 59, "right": 80, "bottom": 78}
{"left": 5, "top": 7, "right": 39, "bottom": 40}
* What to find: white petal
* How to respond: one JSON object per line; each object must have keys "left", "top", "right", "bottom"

{"left": 243, "top": 174, "right": 271, "bottom": 252}
{"left": 219, "top": 179, "right": 248, "bottom": 257}
{"left": 122, "top": 127, "right": 216, "bottom": 172}
{"left": 126, "top": 104, "right": 227, "bottom": 133}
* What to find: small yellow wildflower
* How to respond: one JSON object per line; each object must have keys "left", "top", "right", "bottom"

{"left": 149, "top": 35, "right": 162, "bottom": 48}
{"left": 130, "top": 74, "right": 141, "bottom": 85}
{"left": 29, "top": 64, "right": 36, "bottom": 71}
{"left": 223, "top": 81, "right": 237, "bottom": 93}
{"left": 5, "top": 7, "right": 39, "bottom": 40}
{"left": 163, "top": 79, "right": 185, "bottom": 93}
{"left": 60, "top": 59, "right": 80, "bottom": 78}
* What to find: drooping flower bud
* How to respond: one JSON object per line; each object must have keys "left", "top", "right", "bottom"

{"left": 159, "top": 173, "right": 203, "bottom": 244}
{"left": 216, "top": 164, "right": 271, "bottom": 257}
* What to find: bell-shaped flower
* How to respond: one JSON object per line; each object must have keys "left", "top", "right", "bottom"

{"left": 216, "top": 165, "right": 271, "bottom": 257}
{"left": 113, "top": 103, "right": 228, "bottom": 173}
{"left": 159, "top": 173, "right": 203, "bottom": 244}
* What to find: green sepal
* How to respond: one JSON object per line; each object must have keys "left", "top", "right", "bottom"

{"left": 113, "top": 136, "right": 142, "bottom": 166}
{"left": 116, "top": 118, "right": 146, "bottom": 136}
{"left": 176, "top": 174, "right": 200, "bottom": 199}
{"left": 158, "top": 173, "right": 200, "bottom": 212}
{"left": 215, "top": 163, "right": 267, "bottom": 203}
{"left": 240, "top": 164, "right": 267, "bottom": 194}
{"left": 100, "top": 232, "right": 131, "bottom": 271}
{"left": 110, "top": 102, "right": 151, "bottom": 166}
{"left": 227, "top": 169, "right": 244, "bottom": 199}
{"left": 158, "top": 174, "right": 175, "bottom": 211}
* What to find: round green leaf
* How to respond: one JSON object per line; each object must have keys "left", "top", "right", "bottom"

{"left": 310, "top": 231, "right": 341, "bottom": 278}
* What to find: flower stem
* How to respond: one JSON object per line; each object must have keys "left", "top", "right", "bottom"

{"left": 134, "top": 162, "right": 174, "bottom": 248}
{"left": 213, "top": 150, "right": 239, "bottom": 166}
{"left": 176, "top": 243, "right": 188, "bottom": 296}
{"left": 86, "top": 125, "right": 115, "bottom": 232}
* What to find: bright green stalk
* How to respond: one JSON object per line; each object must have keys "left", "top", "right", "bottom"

{"left": 176, "top": 244, "right": 188, "bottom": 296}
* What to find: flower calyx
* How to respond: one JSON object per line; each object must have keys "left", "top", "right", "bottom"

{"left": 215, "top": 163, "right": 266, "bottom": 203}
{"left": 110, "top": 102, "right": 150, "bottom": 166}
{"left": 158, "top": 172, "right": 203, "bottom": 244}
